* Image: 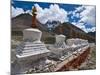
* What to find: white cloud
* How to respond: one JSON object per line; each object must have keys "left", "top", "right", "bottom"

{"left": 34, "top": 4, "right": 68, "bottom": 24}
{"left": 79, "top": 6, "right": 96, "bottom": 26}
{"left": 25, "top": 10, "right": 32, "bottom": 15}
{"left": 74, "top": 6, "right": 84, "bottom": 12}
{"left": 70, "top": 5, "right": 96, "bottom": 32}
{"left": 12, "top": 6, "right": 32, "bottom": 18}
{"left": 12, "top": 6, "right": 25, "bottom": 18}
{"left": 12, "top": 4, "right": 68, "bottom": 23}
{"left": 86, "top": 27, "right": 96, "bottom": 32}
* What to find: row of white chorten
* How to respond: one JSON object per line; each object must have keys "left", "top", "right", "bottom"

{"left": 16, "top": 28, "right": 89, "bottom": 61}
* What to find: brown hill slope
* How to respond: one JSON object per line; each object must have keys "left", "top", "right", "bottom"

{"left": 11, "top": 14, "right": 95, "bottom": 42}
{"left": 54, "top": 22, "right": 95, "bottom": 42}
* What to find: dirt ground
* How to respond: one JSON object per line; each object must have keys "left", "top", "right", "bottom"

{"left": 79, "top": 43, "right": 96, "bottom": 70}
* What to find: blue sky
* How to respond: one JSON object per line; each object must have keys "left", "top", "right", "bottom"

{"left": 12, "top": 0, "right": 96, "bottom": 33}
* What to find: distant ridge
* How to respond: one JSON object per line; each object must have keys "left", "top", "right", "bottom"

{"left": 11, "top": 13, "right": 95, "bottom": 42}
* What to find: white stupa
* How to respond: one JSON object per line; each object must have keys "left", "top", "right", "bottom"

{"left": 16, "top": 28, "right": 50, "bottom": 61}
{"left": 48, "top": 34, "right": 68, "bottom": 57}
{"left": 55, "top": 34, "right": 67, "bottom": 48}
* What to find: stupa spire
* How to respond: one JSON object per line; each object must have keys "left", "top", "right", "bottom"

{"left": 32, "top": 6, "right": 37, "bottom": 28}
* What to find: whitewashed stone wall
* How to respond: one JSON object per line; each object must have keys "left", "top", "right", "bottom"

{"left": 66, "top": 38, "right": 88, "bottom": 46}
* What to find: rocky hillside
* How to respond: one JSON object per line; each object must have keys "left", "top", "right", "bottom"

{"left": 11, "top": 13, "right": 95, "bottom": 42}
{"left": 54, "top": 22, "right": 95, "bottom": 42}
